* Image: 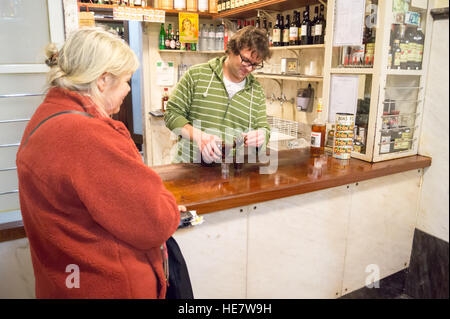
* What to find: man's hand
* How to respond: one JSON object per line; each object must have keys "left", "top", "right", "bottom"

{"left": 243, "top": 129, "right": 266, "bottom": 148}
{"left": 194, "top": 130, "right": 222, "bottom": 163}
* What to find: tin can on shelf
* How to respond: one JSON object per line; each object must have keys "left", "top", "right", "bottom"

{"left": 333, "top": 113, "right": 355, "bottom": 160}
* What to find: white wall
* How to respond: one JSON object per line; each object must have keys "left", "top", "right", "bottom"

{"left": 417, "top": 17, "right": 449, "bottom": 242}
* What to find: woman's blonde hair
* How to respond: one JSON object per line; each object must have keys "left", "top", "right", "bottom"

{"left": 45, "top": 27, "right": 139, "bottom": 116}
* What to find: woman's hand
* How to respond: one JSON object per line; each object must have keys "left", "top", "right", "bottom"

{"left": 178, "top": 205, "right": 187, "bottom": 212}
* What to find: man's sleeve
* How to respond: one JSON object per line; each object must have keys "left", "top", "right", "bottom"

{"left": 255, "top": 88, "right": 271, "bottom": 147}
{"left": 164, "top": 69, "right": 195, "bottom": 131}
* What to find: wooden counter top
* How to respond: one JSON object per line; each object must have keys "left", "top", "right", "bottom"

{"left": 155, "top": 149, "right": 432, "bottom": 214}
{"left": 0, "top": 149, "right": 431, "bottom": 242}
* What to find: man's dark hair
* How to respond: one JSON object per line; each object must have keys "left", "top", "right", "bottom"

{"left": 226, "top": 26, "right": 272, "bottom": 61}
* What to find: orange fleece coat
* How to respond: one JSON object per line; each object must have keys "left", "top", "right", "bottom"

{"left": 16, "top": 87, "right": 180, "bottom": 299}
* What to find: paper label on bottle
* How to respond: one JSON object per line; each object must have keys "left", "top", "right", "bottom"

{"left": 289, "top": 27, "right": 299, "bottom": 40}
{"left": 216, "top": 32, "right": 224, "bottom": 38}
{"left": 301, "top": 25, "right": 308, "bottom": 36}
{"left": 273, "top": 29, "right": 281, "bottom": 42}
{"left": 311, "top": 132, "right": 322, "bottom": 148}
{"left": 315, "top": 24, "right": 323, "bottom": 36}
{"left": 209, "top": 32, "right": 215, "bottom": 38}
{"left": 283, "top": 29, "right": 290, "bottom": 43}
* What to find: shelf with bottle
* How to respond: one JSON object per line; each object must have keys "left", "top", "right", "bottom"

{"left": 159, "top": 49, "right": 225, "bottom": 53}
{"left": 330, "top": 67, "right": 374, "bottom": 75}
{"left": 215, "top": 0, "right": 320, "bottom": 19}
{"left": 77, "top": 1, "right": 216, "bottom": 18}
{"left": 269, "top": 44, "right": 325, "bottom": 51}
{"left": 254, "top": 73, "right": 323, "bottom": 82}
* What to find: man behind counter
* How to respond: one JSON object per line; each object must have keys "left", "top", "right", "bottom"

{"left": 164, "top": 26, "right": 272, "bottom": 164}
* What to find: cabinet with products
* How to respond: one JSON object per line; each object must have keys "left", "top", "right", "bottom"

{"left": 323, "top": 0, "right": 433, "bottom": 162}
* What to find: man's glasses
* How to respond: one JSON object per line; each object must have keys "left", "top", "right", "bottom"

{"left": 239, "top": 53, "right": 264, "bottom": 70}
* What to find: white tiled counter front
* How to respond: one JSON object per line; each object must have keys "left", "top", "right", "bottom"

{"left": 174, "top": 169, "right": 422, "bottom": 299}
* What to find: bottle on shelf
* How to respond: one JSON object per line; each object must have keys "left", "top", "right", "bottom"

{"left": 311, "top": 6, "right": 318, "bottom": 43}
{"left": 174, "top": 0, "right": 186, "bottom": 10}
{"left": 216, "top": 23, "right": 225, "bottom": 51}
{"left": 301, "top": 7, "right": 312, "bottom": 45}
{"left": 282, "top": 15, "right": 290, "bottom": 47}
{"left": 161, "top": 88, "right": 169, "bottom": 112}
{"left": 164, "top": 25, "right": 170, "bottom": 49}
{"left": 225, "top": 0, "right": 231, "bottom": 11}
{"left": 399, "top": 24, "right": 409, "bottom": 70}
{"left": 170, "top": 27, "right": 176, "bottom": 50}
{"left": 289, "top": 11, "right": 299, "bottom": 46}
{"left": 268, "top": 21, "right": 273, "bottom": 46}
{"left": 311, "top": 98, "right": 326, "bottom": 156}
{"left": 159, "top": 0, "right": 173, "bottom": 9}
{"left": 209, "top": 0, "right": 218, "bottom": 13}
{"left": 198, "top": 0, "right": 208, "bottom": 12}
{"left": 392, "top": 39, "right": 401, "bottom": 69}
{"left": 415, "top": 27, "right": 425, "bottom": 70}
{"left": 218, "top": 0, "right": 223, "bottom": 12}
{"left": 186, "top": 0, "right": 197, "bottom": 11}
{"left": 200, "top": 24, "right": 208, "bottom": 51}
{"left": 159, "top": 23, "right": 165, "bottom": 50}
{"left": 175, "top": 30, "right": 181, "bottom": 50}
{"left": 296, "top": 10, "right": 301, "bottom": 45}
{"left": 272, "top": 14, "right": 281, "bottom": 47}
{"left": 208, "top": 23, "right": 216, "bottom": 51}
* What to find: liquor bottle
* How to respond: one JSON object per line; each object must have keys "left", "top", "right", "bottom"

{"left": 392, "top": 39, "right": 401, "bottom": 69}
{"left": 318, "top": 4, "right": 326, "bottom": 43}
{"left": 311, "top": 98, "right": 326, "bottom": 156}
{"left": 296, "top": 11, "right": 301, "bottom": 45}
{"left": 170, "top": 28, "right": 176, "bottom": 50}
{"left": 399, "top": 24, "right": 409, "bottom": 70}
{"left": 301, "top": 7, "right": 312, "bottom": 45}
{"left": 218, "top": 0, "right": 223, "bottom": 12}
{"left": 289, "top": 11, "right": 299, "bottom": 46}
{"left": 225, "top": 0, "right": 231, "bottom": 11}
{"left": 231, "top": 0, "right": 235, "bottom": 9}
{"left": 186, "top": 0, "right": 197, "bottom": 11}
{"left": 159, "top": 23, "right": 165, "bottom": 50}
{"left": 198, "top": 0, "right": 208, "bottom": 12}
{"left": 256, "top": 12, "right": 261, "bottom": 28}
{"left": 164, "top": 26, "right": 170, "bottom": 49}
{"left": 175, "top": 30, "right": 181, "bottom": 50}
{"left": 161, "top": 88, "right": 169, "bottom": 112}
{"left": 313, "top": 6, "right": 324, "bottom": 44}
{"left": 282, "top": 15, "right": 290, "bottom": 47}
{"left": 272, "top": 14, "right": 281, "bottom": 47}
{"left": 268, "top": 21, "right": 273, "bottom": 46}
{"left": 415, "top": 27, "right": 424, "bottom": 70}
{"left": 311, "top": 6, "right": 318, "bottom": 43}
{"left": 209, "top": 0, "right": 218, "bottom": 13}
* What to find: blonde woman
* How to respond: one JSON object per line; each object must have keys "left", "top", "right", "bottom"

{"left": 16, "top": 27, "right": 181, "bottom": 299}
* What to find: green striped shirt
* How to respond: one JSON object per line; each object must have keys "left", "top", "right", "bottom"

{"left": 164, "top": 56, "right": 270, "bottom": 163}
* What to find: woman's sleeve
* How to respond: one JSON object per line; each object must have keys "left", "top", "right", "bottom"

{"left": 67, "top": 120, "right": 180, "bottom": 251}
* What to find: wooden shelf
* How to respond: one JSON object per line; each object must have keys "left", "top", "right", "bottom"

{"left": 270, "top": 44, "right": 325, "bottom": 51}
{"left": 78, "top": 2, "right": 215, "bottom": 18}
{"left": 254, "top": 73, "right": 323, "bottom": 82}
{"left": 215, "top": 0, "right": 319, "bottom": 19}
{"left": 386, "top": 69, "right": 424, "bottom": 76}
{"left": 330, "top": 68, "right": 374, "bottom": 75}
{"left": 159, "top": 49, "right": 225, "bottom": 54}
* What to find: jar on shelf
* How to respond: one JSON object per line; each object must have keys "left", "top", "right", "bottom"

{"left": 209, "top": 0, "right": 217, "bottom": 13}
{"left": 186, "top": 0, "right": 197, "bottom": 11}
{"left": 158, "top": 0, "right": 174, "bottom": 9}
{"left": 198, "top": 0, "right": 208, "bottom": 12}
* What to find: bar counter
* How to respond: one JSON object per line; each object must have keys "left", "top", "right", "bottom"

{"left": 155, "top": 149, "right": 432, "bottom": 214}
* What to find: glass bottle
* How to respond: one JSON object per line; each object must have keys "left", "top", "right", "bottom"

{"left": 198, "top": 0, "right": 208, "bottom": 12}
{"left": 209, "top": 0, "right": 218, "bottom": 13}
{"left": 159, "top": 23, "right": 165, "bottom": 50}
{"left": 186, "top": 0, "right": 197, "bottom": 11}
{"left": 161, "top": 88, "right": 169, "bottom": 112}
{"left": 289, "top": 11, "right": 299, "bottom": 46}
{"left": 272, "top": 14, "right": 281, "bottom": 47}
{"left": 311, "top": 98, "right": 326, "bottom": 156}
{"left": 282, "top": 15, "right": 290, "bottom": 47}
{"left": 415, "top": 27, "right": 425, "bottom": 70}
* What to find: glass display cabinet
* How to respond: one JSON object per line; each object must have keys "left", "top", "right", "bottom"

{"left": 323, "top": 0, "right": 433, "bottom": 162}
